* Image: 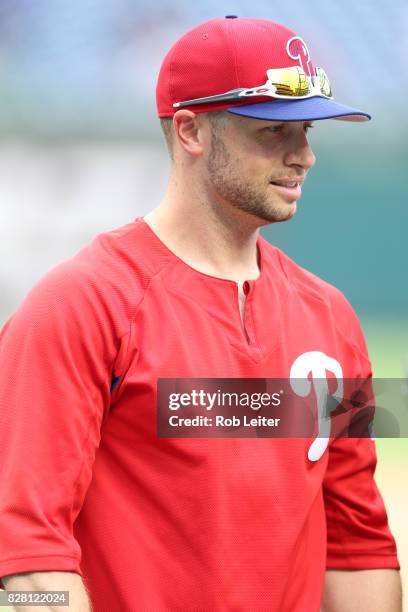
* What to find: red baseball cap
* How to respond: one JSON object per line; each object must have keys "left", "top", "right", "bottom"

{"left": 156, "top": 16, "right": 370, "bottom": 122}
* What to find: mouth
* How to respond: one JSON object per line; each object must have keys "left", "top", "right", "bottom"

{"left": 269, "top": 179, "right": 302, "bottom": 201}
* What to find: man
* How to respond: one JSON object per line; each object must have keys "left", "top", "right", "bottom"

{"left": 0, "top": 16, "right": 402, "bottom": 612}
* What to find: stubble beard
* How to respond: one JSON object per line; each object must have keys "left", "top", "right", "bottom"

{"left": 206, "top": 129, "right": 297, "bottom": 224}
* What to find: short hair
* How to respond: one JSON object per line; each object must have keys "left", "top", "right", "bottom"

{"left": 159, "top": 111, "right": 230, "bottom": 161}
{"left": 160, "top": 117, "right": 174, "bottom": 160}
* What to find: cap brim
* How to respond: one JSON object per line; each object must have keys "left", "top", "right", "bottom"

{"left": 226, "top": 96, "right": 371, "bottom": 122}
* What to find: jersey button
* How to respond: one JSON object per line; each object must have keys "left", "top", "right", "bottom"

{"left": 243, "top": 281, "right": 250, "bottom": 295}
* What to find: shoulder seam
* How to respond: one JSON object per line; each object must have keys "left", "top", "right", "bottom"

{"left": 112, "top": 256, "right": 179, "bottom": 383}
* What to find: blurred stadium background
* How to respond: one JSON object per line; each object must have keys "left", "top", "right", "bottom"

{"left": 0, "top": 0, "right": 407, "bottom": 607}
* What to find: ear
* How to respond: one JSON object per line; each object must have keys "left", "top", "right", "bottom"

{"left": 172, "top": 110, "right": 204, "bottom": 158}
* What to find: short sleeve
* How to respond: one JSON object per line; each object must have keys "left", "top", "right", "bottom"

{"left": 0, "top": 260, "right": 121, "bottom": 584}
{"left": 324, "top": 437, "right": 400, "bottom": 569}
{"left": 324, "top": 297, "right": 400, "bottom": 570}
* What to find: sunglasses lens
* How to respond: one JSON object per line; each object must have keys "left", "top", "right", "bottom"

{"left": 268, "top": 67, "right": 312, "bottom": 97}
{"left": 315, "top": 67, "right": 332, "bottom": 98}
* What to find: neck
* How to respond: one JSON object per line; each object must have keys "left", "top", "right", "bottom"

{"left": 144, "top": 172, "right": 262, "bottom": 283}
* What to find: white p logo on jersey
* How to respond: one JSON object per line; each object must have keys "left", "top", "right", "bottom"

{"left": 290, "top": 352, "right": 343, "bottom": 461}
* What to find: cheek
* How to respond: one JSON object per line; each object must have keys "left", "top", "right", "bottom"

{"left": 257, "top": 138, "right": 286, "bottom": 160}
{"left": 244, "top": 135, "right": 285, "bottom": 164}
{"left": 225, "top": 134, "right": 283, "bottom": 177}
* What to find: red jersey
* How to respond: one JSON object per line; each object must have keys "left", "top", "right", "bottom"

{"left": 0, "top": 218, "right": 399, "bottom": 611}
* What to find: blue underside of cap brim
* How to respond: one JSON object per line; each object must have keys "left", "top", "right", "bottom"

{"left": 226, "top": 96, "right": 371, "bottom": 122}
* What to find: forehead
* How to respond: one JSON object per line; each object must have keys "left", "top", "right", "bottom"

{"left": 214, "top": 113, "right": 286, "bottom": 134}
{"left": 205, "top": 112, "right": 275, "bottom": 130}
{"left": 232, "top": 114, "right": 279, "bottom": 127}
{"left": 206, "top": 113, "right": 312, "bottom": 131}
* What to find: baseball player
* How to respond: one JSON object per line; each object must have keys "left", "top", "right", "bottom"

{"left": 0, "top": 17, "right": 402, "bottom": 612}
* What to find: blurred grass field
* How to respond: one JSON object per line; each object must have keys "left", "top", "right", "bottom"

{"left": 361, "top": 314, "right": 408, "bottom": 608}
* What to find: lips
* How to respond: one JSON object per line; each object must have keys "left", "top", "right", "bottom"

{"left": 270, "top": 179, "right": 300, "bottom": 188}
{"left": 269, "top": 179, "right": 302, "bottom": 201}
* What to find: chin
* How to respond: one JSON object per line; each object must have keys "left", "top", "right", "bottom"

{"left": 268, "top": 201, "right": 298, "bottom": 223}
{"left": 253, "top": 207, "right": 297, "bottom": 225}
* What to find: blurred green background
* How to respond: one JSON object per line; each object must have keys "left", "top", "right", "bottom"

{"left": 262, "top": 136, "right": 407, "bottom": 316}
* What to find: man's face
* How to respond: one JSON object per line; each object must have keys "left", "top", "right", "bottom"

{"left": 203, "top": 113, "right": 316, "bottom": 224}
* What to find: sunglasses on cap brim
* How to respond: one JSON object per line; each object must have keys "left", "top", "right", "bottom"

{"left": 173, "top": 66, "right": 332, "bottom": 108}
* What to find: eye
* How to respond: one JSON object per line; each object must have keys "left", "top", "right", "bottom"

{"left": 266, "top": 124, "right": 284, "bottom": 133}
{"left": 304, "top": 122, "right": 314, "bottom": 133}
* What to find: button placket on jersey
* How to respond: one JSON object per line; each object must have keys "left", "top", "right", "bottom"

{"left": 242, "top": 281, "right": 256, "bottom": 345}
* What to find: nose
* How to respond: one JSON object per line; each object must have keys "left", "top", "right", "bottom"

{"left": 283, "top": 129, "right": 316, "bottom": 172}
